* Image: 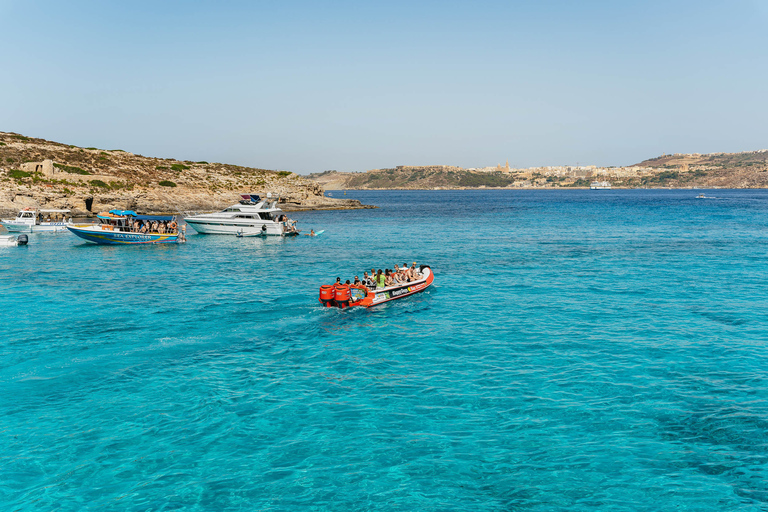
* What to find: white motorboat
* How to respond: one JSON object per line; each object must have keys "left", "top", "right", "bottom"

{"left": 184, "top": 194, "right": 300, "bottom": 236}
{"left": 590, "top": 181, "right": 611, "bottom": 190}
{"left": 0, "top": 234, "right": 28, "bottom": 247}
{"left": 1, "top": 208, "right": 73, "bottom": 232}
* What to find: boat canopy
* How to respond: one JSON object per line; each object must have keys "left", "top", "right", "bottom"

{"left": 109, "top": 209, "right": 138, "bottom": 217}
{"left": 134, "top": 214, "right": 175, "bottom": 221}
{"left": 240, "top": 194, "right": 261, "bottom": 204}
{"left": 99, "top": 209, "right": 174, "bottom": 221}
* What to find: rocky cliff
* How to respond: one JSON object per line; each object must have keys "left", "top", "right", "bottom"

{"left": 0, "top": 132, "right": 371, "bottom": 215}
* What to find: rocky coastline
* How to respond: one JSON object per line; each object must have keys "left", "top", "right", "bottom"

{"left": 0, "top": 132, "right": 372, "bottom": 216}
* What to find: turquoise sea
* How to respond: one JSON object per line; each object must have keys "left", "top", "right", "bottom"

{"left": 2, "top": 189, "right": 768, "bottom": 511}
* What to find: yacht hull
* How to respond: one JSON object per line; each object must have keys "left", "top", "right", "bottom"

{"left": 185, "top": 219, "right": 292, "bottom": 236}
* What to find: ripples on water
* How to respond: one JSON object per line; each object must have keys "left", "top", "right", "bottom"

{"left": 2, "top": 190, "right": 768, "bottom": 510}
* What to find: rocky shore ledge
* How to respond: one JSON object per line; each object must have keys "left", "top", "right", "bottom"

{"left": 0, "top": 132, "right": 372, "bottom": 216}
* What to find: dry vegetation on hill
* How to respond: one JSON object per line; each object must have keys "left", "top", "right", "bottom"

{"left": 0, "top": 132, "right": 368, "bottom": 214}
{"left": 310, "top": 152, "right": 768, "bottom": 190}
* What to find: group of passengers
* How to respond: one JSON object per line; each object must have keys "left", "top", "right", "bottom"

{"left": 40, "top": 214, "right": 68, "bottom": 223}
{"left": 336, "top": 263, "right": 422, "bottom": 290}
{"left": 127, "top": 218, "right": 178, "bottom": 234}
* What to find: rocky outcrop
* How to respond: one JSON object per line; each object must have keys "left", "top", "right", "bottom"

{"left": 0, "top": 132, "right": 371, "bottom": 215}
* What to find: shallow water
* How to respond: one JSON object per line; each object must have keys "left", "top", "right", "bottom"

{"left": 2, "top": 189, "right": 768, "bottom": 510}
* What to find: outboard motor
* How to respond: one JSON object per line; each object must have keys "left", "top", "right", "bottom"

{"left": 319, "top": 285, "right": 336, "bottom": 307}
{"left": 334, "top": 284, "right": 351, "bottom": 309}
{"left": 17, "top": 234, "right": 28, "bottom": 246}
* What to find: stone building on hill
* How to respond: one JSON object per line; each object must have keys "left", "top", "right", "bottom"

{"left": 20, "top": 159, "right": 55, "bottom": 177}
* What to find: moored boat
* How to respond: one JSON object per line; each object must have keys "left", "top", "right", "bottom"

{"left": 319, "top": 266, "right": 434, "bottom": 308}
{"left": 0, "top": 234, "right": 28, "bottom": 247}
{"left": 0, "top": 208, "right": 73, "bottom": 232}
{"left": 184, "top": 193, "right": 300, "bottom": 236}
{"left": 67, "top": 210, "right": 184, "bottom": 245}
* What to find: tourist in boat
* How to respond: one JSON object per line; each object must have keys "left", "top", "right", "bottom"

{"left": 354, "top": 276, "right": 361, "bottom": 285}
{"left": 376, "top": 269, "right": 385, "bottom": 288}
{"left": 384, "top": 270, "right": 394, "bottom": 287}
{"left": 363, "top": 272, "right": 375, "bottom": 288}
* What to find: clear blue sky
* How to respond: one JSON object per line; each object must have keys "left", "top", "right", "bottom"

{"left": 2, "top": 0, "right": 767, "bottom": 173}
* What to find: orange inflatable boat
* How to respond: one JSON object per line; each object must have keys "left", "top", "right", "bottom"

{"left": 319, "top": 265, "right": 434, "bottom": 308}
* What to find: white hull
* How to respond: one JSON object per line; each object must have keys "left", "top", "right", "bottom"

{"left": 185, "top": 220, "right": 290, "bottom": 236}
{"left": 1, "top": 222, "right": 72, "bottom": 233}
{"left": 184, "top": 218, "right": 294, "bottom": 236}
{"left": 0, "top": 235, "right": 19, "bottom": 246}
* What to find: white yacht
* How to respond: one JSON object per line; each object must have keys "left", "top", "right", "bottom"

{"left": 590, "top": 181, "right": 611, "bottom": 190}
{"left": 184, "top": 194, "right": 299, "bottom": 236}
{"left": 1, "top": 209, "right": 73, "bottom": 232}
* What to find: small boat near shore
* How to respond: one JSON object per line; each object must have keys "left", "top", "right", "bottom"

{"left": 67, "top": 210, "right": 184, "bottom": 245}
{"left": 184, "top": 194, "right": 300, "bottom": 236}
{"left": 0, "top": 234, "right": 28, "bottom": 247}
{"left": 0, "top": 208, "right": 73, "bottom": 232}
{"left": 319, "top": 266, "right": 434, "bottom": 308}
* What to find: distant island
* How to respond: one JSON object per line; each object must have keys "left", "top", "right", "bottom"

{"left": 308, "top": 151, "right": 768, "bottom": 190}
{"left": 0, "top": 132, "right": 370, "bottom": 215}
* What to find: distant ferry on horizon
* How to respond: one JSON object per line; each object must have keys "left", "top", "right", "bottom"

{"left": 590, "top": 181, "right": 611, "bottom": 190}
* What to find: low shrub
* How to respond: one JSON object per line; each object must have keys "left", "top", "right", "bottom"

{"left": 196, "top": 161, "right": 208, "bottom": 164}
{"left": 8, "top": 169, "right": 31, "bottom": 179}
{"left": 54, "top": 163, "right": 91, "bottom": 175}
{"left": 277, "top": 171, "right": 292, "bottom": 177}
{"left": 171, "top": 163, "right": 190, "bottom": 172}
{"left": 159, "top": 180, "right": 177, "bottom": 187}
{"left": 156, "top": 165, "right": 168, "bottom": 171}
{"left": 89, "top": 179, "right": 109, "bottom": 188}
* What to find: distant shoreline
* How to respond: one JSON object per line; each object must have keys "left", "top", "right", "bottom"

{"left": 324, "top": 186, "right": 742, "bottom": 191}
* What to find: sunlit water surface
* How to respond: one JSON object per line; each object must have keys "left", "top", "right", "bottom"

{"left": 2, "top": 189, "right": 768, "bottom": 511}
